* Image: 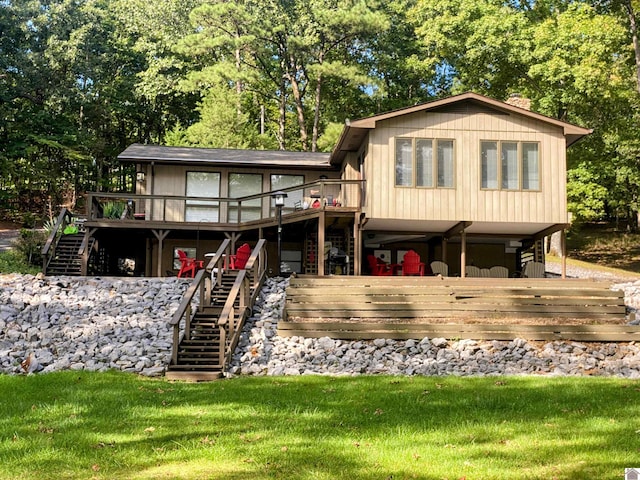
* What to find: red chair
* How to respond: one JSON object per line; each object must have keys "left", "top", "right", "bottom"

{"left": 177, "top": 249, "right": 204, "bottom": 278}
{"left": 401, "top": 250, "right": 425, "bottom": 276}
{"left": 367, "top": 254, "right": 393, "bottom": 276}
{"left": 230, "top": 243, "right": 251, "bottom": 269}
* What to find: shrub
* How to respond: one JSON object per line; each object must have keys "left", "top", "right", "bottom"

{"left": 0, "top": 249, "right": 41, "bottom": 274}
{"left": 14, "top": 228, "right": 48, "bottom": 267}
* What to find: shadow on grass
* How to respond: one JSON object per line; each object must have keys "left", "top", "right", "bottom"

{"left": 1, "top": 371, "right": 639, "bottom": 479}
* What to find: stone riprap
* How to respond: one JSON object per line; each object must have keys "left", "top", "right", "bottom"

{"left": 229, "top": 277, "right": 640, "bottom": 378}
{"left": 0, "top": 274, "right": 192, "bottom": 376}
{"left": 1, "top": 273, "right": 640, "bottom": 378}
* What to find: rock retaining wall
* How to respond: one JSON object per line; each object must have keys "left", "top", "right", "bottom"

{"left": 2, "top": 274, "right": 640, "bottom": 378}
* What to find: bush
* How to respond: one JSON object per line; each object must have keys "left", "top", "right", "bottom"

{"left": 14, "top": 228, "right": 48, "bottom": 267}
{"left": 0, "top": 249, "right": 41, "bottom": 274}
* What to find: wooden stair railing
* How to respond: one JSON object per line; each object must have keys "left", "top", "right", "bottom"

{"left": 42, "top": 209, "right": 94, "bottom": 276}
{"left": 167, "top": 239, "right": 268, "bottom": 381}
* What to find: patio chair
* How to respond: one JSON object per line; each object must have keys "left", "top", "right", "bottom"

{"left": 177, "top": 250, "right": 204, "bottom": 278}
{"left": 522, "top": 261, "right": 545, "bottom": 278}
{"left": 489, "top": 266, "right": 509, "bottom": 278}
{"left": 465, "top": 265, "right": 481, "bottom": 277}
{"left": 480, "top": 268, "right": 491, "bottom": 278}
{"left": 401, "top": 250, "right": 425, "bottom": 276}
{"left": 229, "top": 243, "right": 251, "bottom": 269}
{"left": 430, "top": 260, "right": 449, "bottom": 277}
{"left": 367, "top": 254, "right": 393, "bottom": 276}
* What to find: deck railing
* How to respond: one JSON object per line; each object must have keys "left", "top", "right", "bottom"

{"left": 85, "top": 179, "right": 364, "bottom": 226}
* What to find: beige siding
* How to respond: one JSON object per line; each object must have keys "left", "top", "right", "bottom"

{"left": 364, "top": 110, "right": 568, "bottom": 225}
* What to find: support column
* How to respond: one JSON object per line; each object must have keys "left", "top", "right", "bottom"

{"left": 152, "top": 229, "right": 170, "bottom": 277}
{"left": 225, "top": 232, "right": 242, "bottom": 252}
{"left": 561, "top": 229, "right": 567, "bottom": 279}
{"left": 442, "top": 237, "right": 448, "bottom": 263}
{"left": 317, "top": 214, "right": 325, "bottom": 276}
{"left": 460, "top": 230, "right": 467, "bottom": 278}
{"left": 353, "top": 213, "right": 361, "bottom": 275}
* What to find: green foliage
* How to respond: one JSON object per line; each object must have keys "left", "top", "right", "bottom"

{"left": 11, "top": 229, "right": 48, "bottom": 269}
{"left": 2, "top": 0, "right": 640, "bottom": 223}
{"left": 101, "top": 202, "right": 125, "bottom": 219}
{"left": 0, "top": 250, "right": 41, "bottom": 275}
{"left": 567, "top": 162, "right": 609, "bottom": 221}
{"left": 0, "top": 372, "right": 637, "bottom": 479}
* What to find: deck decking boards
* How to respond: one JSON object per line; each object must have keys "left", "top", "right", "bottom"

{"left": 281, "top": 276, "right": 633, "bottom": 341}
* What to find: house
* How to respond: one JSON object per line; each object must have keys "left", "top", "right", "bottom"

{"left": 53, "top": 92, "right": 591, "bottom": 278}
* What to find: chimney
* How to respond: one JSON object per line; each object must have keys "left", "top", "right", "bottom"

{"left": 505, "top": 93, "right": 531, "bottom": 110}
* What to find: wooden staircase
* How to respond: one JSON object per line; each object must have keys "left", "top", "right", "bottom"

{"left": 166, "top": 273, "right": 241, "bottom": 381}
{"left": 44, "top": 233, "right": 95, "bottom": 276}
{"left": 167, "top": 306, "right": 226, "bottom": 380}
{"left": 166, "top": 240, "right": 268, "bottom": 381}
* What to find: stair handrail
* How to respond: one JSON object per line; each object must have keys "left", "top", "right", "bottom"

{"left": 217, "top": 240, "right": 269, "bottom": 369}
{"left": 204, "top": 239, "right": 232, "bottom": 300}
{"left": 41, "top": 208, "right": 73, "bottom": 274}
{"left": 169, "top": 239, "right": 231, "bottom": 366}
{"left": 243, "top": 239, "right": 268, "bottom": 301}
{"left": 217, "top": 270, "right": 251, "bottom": 368}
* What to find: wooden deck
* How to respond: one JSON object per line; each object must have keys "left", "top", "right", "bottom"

{"left": 280, "top": 276, "right": 637, "bottom": 342}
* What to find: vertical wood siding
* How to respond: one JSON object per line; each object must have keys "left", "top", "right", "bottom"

{"left": 364, "top": 109, "right": 568, "bottom": 224}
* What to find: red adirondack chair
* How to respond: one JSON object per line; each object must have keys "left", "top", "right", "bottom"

{"left": 230, "top": 243, "right": 251, "bottom": 269}
{"left": 401, "top": 250, "right": 425, "bottom": 276}
{"left": 367, "top": 254, "right": 393, "bottom": 276}
{"left": 177, "top": 249, "right": 204, "bottom": 278}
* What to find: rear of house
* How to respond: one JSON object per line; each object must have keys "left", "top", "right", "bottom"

{"left": 44, "top": 92, "right": 591, "bottom": 278}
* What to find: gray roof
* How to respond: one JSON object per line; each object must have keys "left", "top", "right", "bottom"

{"left": 118, "top": 144, "right": 332, "bottom": 169}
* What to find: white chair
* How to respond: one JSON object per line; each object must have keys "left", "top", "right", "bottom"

{"left": 489, "top": 266, "right": 509, "bottom": 278}
{"left": 479, "top": 268, "right": 491, "bottom": 277}
{"left": 430, "top": 261, "right": 449, "bottom": 276}
{"left": 465, "top": 265, "right": 481, "bottom": 277}
{"left": 523, "top": 261, "right": 545, "bottom": 278}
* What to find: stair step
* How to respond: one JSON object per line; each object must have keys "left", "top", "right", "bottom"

{"left": 168, "top": 364, "right": 224, "bottom": 371}
{"left": 165, "top": 371, "right": 223, "bottom": 382}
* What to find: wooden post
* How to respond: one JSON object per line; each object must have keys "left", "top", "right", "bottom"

{"left": 353, "top": 213, "right": 361, "bottom": 275}
{"left": 318, "top": 214, "right": 325, "bottom": 276}
{"left": 152, "top": 229, "right": 170, "bottom": 277}
{"left": 561, "top": 229, "right": 567, "bottom": 279}
{"left": 460, "top": 230, "right": 467, "bottom": 278}
{"left": 442, "top": 237, "right": 448, "bottom": 263}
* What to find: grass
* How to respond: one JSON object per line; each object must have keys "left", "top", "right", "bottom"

{"left": 1, "top": 371, "right": 639, "bottom": 480}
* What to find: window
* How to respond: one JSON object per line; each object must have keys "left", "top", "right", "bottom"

{"left": 395, "top": 138, "right": 454, "bottom": 188}
{"left": 480, "top": 141, "right": 540, "bottom": 191}
{"left": 229, "top": 173, "right": 262, "bottom": 222}
{"left": 185, "top": 172, "right": 220, "bottom": 221}
{"left": 271, "top": 174, "right": 304, "bottom": 210}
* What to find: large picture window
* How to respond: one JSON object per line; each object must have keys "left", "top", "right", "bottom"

{"left": 481, "top": 141, "right": 540, "bottom": 191}
{"left": 229, "top": 173, "right": 262, "bottom": 222}
{"left": 271, "top": 174, "right": 304, "bottom": 210}
{"left": 185, "top": 172, "right": 220, "bottom": 222}
{"left": 395, "top": 138, "right": 454, "bottom": 188}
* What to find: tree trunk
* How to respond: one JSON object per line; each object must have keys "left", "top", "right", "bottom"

{"left": 287, "top": 54, "right": 308, "bottom": 151}
{"left": 311, "top": 60, "right": 323, "bottom": 153}
{"left": 624, "top": 0, "right": 640, "bottom": 93}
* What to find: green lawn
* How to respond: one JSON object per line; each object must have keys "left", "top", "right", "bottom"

{"left": 1, "top": 372, "right": 639, "bottom": 479}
